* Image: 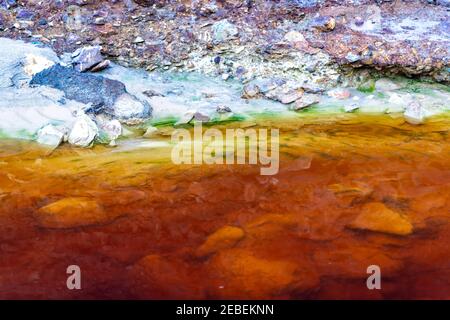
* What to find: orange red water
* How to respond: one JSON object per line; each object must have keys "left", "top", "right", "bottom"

{"left": 0, "top": 114, "right": 449, "bottom": 299}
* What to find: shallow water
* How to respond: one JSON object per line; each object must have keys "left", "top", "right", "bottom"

{"left": 0, "top": 114, "right": 449, "bottom": 299}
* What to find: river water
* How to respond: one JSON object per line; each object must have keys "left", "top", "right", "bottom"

{"left": 0, "top": 113, "right": 449, "bottom": 299}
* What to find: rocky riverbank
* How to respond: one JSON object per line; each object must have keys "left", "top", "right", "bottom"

{"left": 0, "top": 0, "right": 449, "bottom": 149}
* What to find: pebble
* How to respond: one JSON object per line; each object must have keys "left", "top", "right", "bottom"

{"left": 133, "top": 36, "right": 145, "bottom": 43}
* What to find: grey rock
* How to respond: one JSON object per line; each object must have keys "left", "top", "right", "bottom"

{"left": 30, "top": 64, "right": 152, "bottom": 122}
{"left": 71, "top": 45, "right": 104, "bottom": 72}
{"left": 310, "top": 16, "right": 336, "bottom": 32}
{"left": 292, "top": 94, "right": 320, "bottom": 110}
{"left": 242, "top": 83, "right": 260, "bottom": 98}
{"left": 216, "top": 105, "right": 232, "bottom": 113}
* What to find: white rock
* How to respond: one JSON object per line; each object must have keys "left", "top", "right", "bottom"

{"left": 344, "top": 104, "right": 359, "bottom": 112}
{"left": 112, "top": 93, "right": 151, "bottom": 122}
{"left": 133, "top": 36, "right": 145, "bottom": 44}
{"left": 102, "top": 119, "right": 122, "bottom": 141}
{"left": 36, "top": 124, "right": 66, "bottom": 148}
{"left": 283, "top": 31, "right": 306, "bottom": 43}
{"left": 143, "top": 126, "right": 158, "bottom": 138}
{"left": 24, "top": 54, "right": 55, "bottom": 76}
{"left": 404, "top": 101, "right": 426, "bottom": 125}
{"left": 68, "top": 115, "right": 98, "bottom": 147}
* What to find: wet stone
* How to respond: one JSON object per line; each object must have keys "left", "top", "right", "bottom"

{"left": 348, "top": 202, "right": 413, "bottom": 236}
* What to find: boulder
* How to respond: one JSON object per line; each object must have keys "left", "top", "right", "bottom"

{"left": 68, "top": 114, "right": 98, "bottom": 147}
{"left": 30, "top": 64, "right": 152, "bottom": 122}
{"left": 36, "top": 124, "right": 67, "bottom": 148}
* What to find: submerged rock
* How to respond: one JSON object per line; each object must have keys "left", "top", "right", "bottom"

{"left": 36, "top": 197, "right": 108, "bottom": 229}
{"left": 195, "top": 226, "right": 245, "bottom": 258}
{"left": 348, "top": 202, "right": 413, "bottom": 236}
{"left": 30, "top": 64, "right": 152, "bottom": 122}
{"left": 208, "top": 248, "right": 319, "bottom": 299}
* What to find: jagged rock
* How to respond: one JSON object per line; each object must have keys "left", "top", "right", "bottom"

{"left": 71, "top": 45, "right": 106, "bottom": 72}
{"left": 31, "top": 64, "right": 125, "bottom": 112}
{"left": 30, "top": 64, "right": 152, "bottom": 121}
{"left": 310, "top": 16, "right": 336, "bottom": 32}
{"left": 133, "top": 36, "right": 145, "bottom": 43}
{"left": 280, "top": 90, "right": 304, "bottom": 104}
{"left": 216, "top": 105, "right": 232, "bottom": 113}
{"left": 211, "top": 19, "right": 238, "bottom": 43}
{"left": 90, "top": 59, "right": 110, "bottom": 72}
{"left": 195, "top": 226, "right": 245, "bottom": 258}
{"left": 68, "top": 114, "right": 98, "bottom": 147}
{"left": 348, "top": 202, "right": 413, "bottom": 236}
{"left": 292, "top": 94, "right": 320, "bottom": 110}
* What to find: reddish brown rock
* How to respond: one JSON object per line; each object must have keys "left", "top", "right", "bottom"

{"left": 208, "top": 248, "right": 319, "bottom": 299}
{"left": 348, "top": 202, "right": 413, "bottom": 236}
{"left": 35, "top": 197, "right": 111, "bottom": 228}
{"left": 195, "top": 225, "right": 245, "bottom": 258}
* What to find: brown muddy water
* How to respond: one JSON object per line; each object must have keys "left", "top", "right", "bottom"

{"left": 0, "top": 114, "right": 449, "bottom": 299}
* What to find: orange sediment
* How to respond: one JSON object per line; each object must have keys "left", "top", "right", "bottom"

{"left": 0, "top": 114, "right": 449, "bottom": 299}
